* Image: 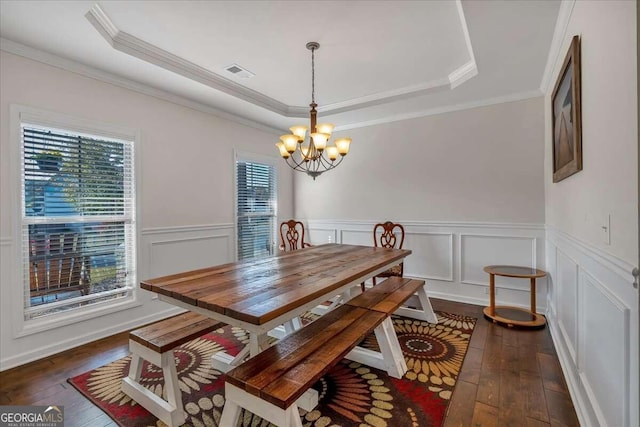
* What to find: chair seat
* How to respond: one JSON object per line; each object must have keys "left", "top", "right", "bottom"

{"left": 377, "top": 264, "right": 402, "bottom": 277}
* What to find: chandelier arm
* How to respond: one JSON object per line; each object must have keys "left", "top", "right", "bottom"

{"left": 323, "top": 154, "right": 343, "bottom": 170}
{"left": 286, "top": 153, "right": 309, "bottom": 170}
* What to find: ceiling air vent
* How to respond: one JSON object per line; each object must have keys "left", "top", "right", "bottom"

{"left": 224, "top": 63, "right": 255, "bottom": 79}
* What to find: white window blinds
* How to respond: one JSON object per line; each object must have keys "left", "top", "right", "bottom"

{"left": 236, "top": 160, "right": 277, "bottom": 260}
{"left": 21, "top": 124, "right": 136, "bottom": 320}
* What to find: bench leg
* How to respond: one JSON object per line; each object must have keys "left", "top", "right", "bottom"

{"left": 374, "top": 317, "right": 408, "bottom": 379}
{"left": 222, "top": 383, "right": 303, "bottom": 427}
{"left": 219, "top": 394, "right": 242, "bottom": 427}
{"left": 121, "top": 342, "right": 186, "bottom": 427}
{"left": 283, "top": 316, "right": 303, "bottom": 334}
{"left": 128, "top": 353, "right": 143, "bottom": 381}
{"left": 394, "top": 284, "right": 438, "bottom": 324}
{"left": 162, "top": 350, "right": 183, "bottom": 420}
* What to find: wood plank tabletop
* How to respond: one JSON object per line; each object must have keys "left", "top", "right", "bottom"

{"left": 140, "top": 243, "right": 411, "bottom": 325}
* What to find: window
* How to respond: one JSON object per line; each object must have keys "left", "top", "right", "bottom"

{"left": 20, "top": 121, "right": 136, "bottom": 321}
{"left": 235, "top": 156, "right": 277, "bottom": 260}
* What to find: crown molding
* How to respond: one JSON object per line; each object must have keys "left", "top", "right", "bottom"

{"left": 334, "top": 89, "right": 542, "bottom": 131}
{"left": 539, "top": 0, "right": 576, "bottom": 93}
{"left": 85, "top": 4, "right": 303, "bottom": 118}
{"left": 85, "top": 3, "right": 478, "bottom": 118}
{"left": 448, "top": 60, "right": 478, "bottom": 89}
{"left": 0, "top": 38, "right": 281, "bottom": 135}
{"left": 317, "top": 76, "right": 452, "bottom": 115}
{"left": 450, "top": 0, "right": 478, "bottom": 89}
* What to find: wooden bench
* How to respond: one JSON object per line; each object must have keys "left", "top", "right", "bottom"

{"left": 220, "top": 277, "right": 428, "bottom": 427}
{"left": 358, "top": 275, "right": 438, "bottom": 324}
{"left": 346, "top": 276, "right": 429, "bottom": 314}
{"left": 121, "top": 312, "right": 225, "bottom": 427}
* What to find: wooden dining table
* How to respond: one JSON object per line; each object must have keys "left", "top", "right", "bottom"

{"left": 140, "top": 243, "right": 436, "bottom": 377}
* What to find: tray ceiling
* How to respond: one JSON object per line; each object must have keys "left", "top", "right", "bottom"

{"left": 0, "top": 0, "right": 560, "bottom": 131}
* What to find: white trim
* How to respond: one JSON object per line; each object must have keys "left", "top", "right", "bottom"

{"left": 0, "top": 38, "right": 282, "bottom": 135}
{"left": 334, "top": 90, "right": 543, "bottom": 131}
{"left": 459, "top": 233, "right": 537, "bottom": 287}
{"left": 0, "top": 306, "right": 183, "bottom": 371}
{"left": 555, "top": 247, "right": 579, "bottom": 364}
{"left": 141, "top": 223, "right": 234, "bottom": 235}
{"left": 306, "top": 219, "right": 546, "bottom": 310}
{"left": 546, "top": 225, "right": 636, "bottom": 282}
{"left": 16, "top": 297, "right": 142, "bottom": 338}
{"left": 9, "top": 104, "right": 142, "bottom": 338}
{"left": 317, "top": 77, "right": 451, "bottom": 115}
{"left": 421, "top": 287, "right": 493, "bottom": 308}
{"left": 546, "top": 226, "right": 638, "bottom": 427}
{"left": 23, "top": 287, "right": 133, "bottom": 315}
{"left": 17, "top": 104, "right": 137, "bottom": 140}
{"left": 0, "top": 237, "right": 10, "bottom": 246}
{"left": 579, "top": 269, "right": 631, "bottom": 427}
{"left": 85, "top": 4, "right": 478, "bottom": 119}
{"left": 2, "top": 37, "right": 538, "bottom": 133}
{"left": 85, "top": 5, "right": 300, "bottom": 119}
{"left": 450, "top": 0, "right": 478, "bottom": 89}
{"left": 404, "top": 231, "right": 455, "bottom": 282}
{"left": 547, "top": 312, "right": 594, "bottom": 427}
{"left": 448, "top": 60, "right": 478, "bottom": 89}
{"left": 539, "top": 0, "right": 577, "bottom": 93}
{"left": 307, "top": 219, "right": 545, "bottom": 230}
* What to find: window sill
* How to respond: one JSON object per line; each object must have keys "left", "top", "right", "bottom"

{"left": 13, "top": 294, "right": 142, "bottom": 339}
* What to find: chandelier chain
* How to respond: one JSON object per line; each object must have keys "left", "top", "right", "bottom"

{"left": 311, "top": 46, "right": 315, "bottom": 104}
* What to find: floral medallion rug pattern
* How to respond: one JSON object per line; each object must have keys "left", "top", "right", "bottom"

{"left": 69, "top": 311, "right": 475, "bottom": 427}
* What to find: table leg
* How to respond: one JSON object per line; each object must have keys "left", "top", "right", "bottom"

{"left": 489, "top": 273, "right": 495, "bottom": 316}
{"left": 530, "top": 277, "right": 536, "bottom": 314}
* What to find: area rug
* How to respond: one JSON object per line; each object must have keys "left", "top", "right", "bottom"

{"left": 68, "top": 311, "right": 475, "bottom": 427}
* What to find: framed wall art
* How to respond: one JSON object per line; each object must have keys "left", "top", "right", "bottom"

{"left": 551, "top": 35, "right": 582, "bottom": 183}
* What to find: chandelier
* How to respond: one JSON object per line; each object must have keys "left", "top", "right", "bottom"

{"left": 276, "top": 42, "right": 352, "bottom": 180}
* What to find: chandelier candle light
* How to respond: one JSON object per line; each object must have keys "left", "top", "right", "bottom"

{"left": 276, "top": 42, "right": 352, "bottom": 179}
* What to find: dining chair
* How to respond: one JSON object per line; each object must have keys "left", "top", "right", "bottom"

{"left": 279, "top": 219, "right": 312, "bottom": 252}
{"left": 361, "top": 221, "right": 405, "bottom": 291}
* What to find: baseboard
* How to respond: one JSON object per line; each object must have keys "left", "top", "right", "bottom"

{"left": 0, "top": 306, "right": 184, "bottom": 371}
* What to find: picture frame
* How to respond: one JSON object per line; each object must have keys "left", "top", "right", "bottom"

{"left": 551, "top": 35, "right": 582, "bottom": 183}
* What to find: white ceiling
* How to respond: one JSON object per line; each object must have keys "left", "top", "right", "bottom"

{"left": 0, "top": 0, "right": 560, "bottom": 132}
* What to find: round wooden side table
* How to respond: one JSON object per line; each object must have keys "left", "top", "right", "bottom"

{"left": 483, "top": 265, "right": 547, "bottom": 328}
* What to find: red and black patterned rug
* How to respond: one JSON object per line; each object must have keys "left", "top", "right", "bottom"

{"left": 68, "top": 311, "right": 475, "bottom": 427}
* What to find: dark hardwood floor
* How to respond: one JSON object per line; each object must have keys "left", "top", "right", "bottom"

{"left": 0, "top": 298, "right": 578, "bottom": 427}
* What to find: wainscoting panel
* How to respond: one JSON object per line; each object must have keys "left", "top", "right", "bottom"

{"left": 307, "top": 228, "right": 338, "bottom": 245}
{"left": 340, "top": 229, "right": 372, "bottom": 246}
{"left": 141, "top": 224, "right": 235, "bottom": 280}
{"left": 460, "top": 234, "right": 537, "bottom": 289}
{"left": 404, "top": 232, "right": 453, "bottom": 281}
{"left": 546, "top": 226, "right": 638, "bottom": 427}
{"left": 579, "top": 271, "right": 630, "bottom": 427}
{"left": 305, "top": 220, "right": 546, "bottom": 309}
{"left": 555, "top": 249, "right": 579, "bottom": 364}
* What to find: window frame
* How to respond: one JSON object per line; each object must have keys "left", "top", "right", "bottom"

{"left": 9, "top": 104, "right": 142, "bottom": 338}
{"left": 233, "top": 150, "right": 278, "bottom": 262}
